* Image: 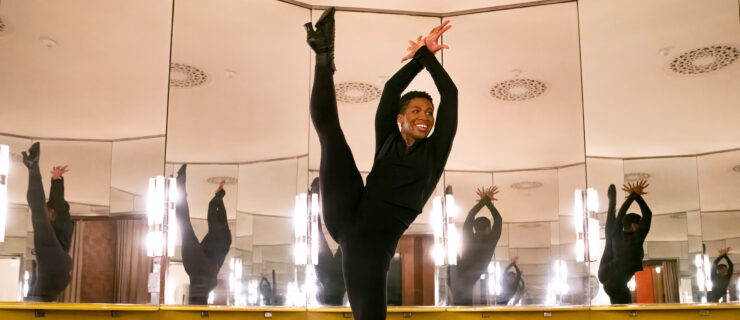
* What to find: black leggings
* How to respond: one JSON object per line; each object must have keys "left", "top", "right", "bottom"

{"left": 599, "top": 246, "right": 633, "bottom": 304}
{"left": 312, "top": 64, "right": 410, "bottom": 320}
{"left": 176, "top": 170, "right": 231, "bottom": 305}
{"left": 24, "top": 146, "right": 72, "bottom": 302}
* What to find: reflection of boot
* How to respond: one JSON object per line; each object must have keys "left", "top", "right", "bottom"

{"left": 21, "top": 142, "right": 41, "bottom": 169}
{"left": 304, "top": 7, "right": 336, "bottom": 73}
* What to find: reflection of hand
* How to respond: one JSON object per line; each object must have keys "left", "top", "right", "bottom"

{"left": 511, "top": 256, "right": 519, "bottom": 264}
{"left": 401, "top": 35, "right": 424, "bottom": 62}
{"left": 423, "top": 20, "right": 452, "bottom": 53}
{"left": 719, "top": 247, "right": 731, "bottom": 255}
{"left": 216, "top": 179, "right": 226, "bottom": 194}
{"left": 50, "top": 165, "right": 69, "bottom": 180}
{"left": 622, "top": 179, "right": 649, "bottom": 197}
{"left": 476, "top": 186, "right": 499, "bottom": 201}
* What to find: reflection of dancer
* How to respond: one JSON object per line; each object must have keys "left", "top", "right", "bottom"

{"left": 598, "top": 181, "right": 652, "bottom": 304}
{"left": 305, "top": 7, "right": 456, "bottom": 319}
{"left": 494, "top": 258, "right": 523, "bottom": 305}
{"left": 450, "top": 186, "right": 502, "bottom": 305}
{"left": 175, "top": 165, "right": 232, "bottom": 305}
{"left": 708, "top": 247, "right": 734, "bottom": 302}
{"left": 22, "top": 143, "right": 74, "bottom": 302}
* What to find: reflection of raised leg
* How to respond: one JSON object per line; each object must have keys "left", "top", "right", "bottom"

{"left": 306, "top": 8, "right": 363, "bottom": 242}
{"left": 175, "top": 165, "right": 216, "bottom": 305}
{"left": 201, "top": 189, "right": 232, "bottom": 273}
{"left": 22, "top": 143, "right": 72, "bottom": 301}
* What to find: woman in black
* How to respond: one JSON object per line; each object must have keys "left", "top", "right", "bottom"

{"left": 175, "top": 164, "right": 232, "bottom": 305}
{"left": 450, "top": 186, "right": 502, "bottom": 305}
{"left": 304, "top": 7, "right": 457, "bottom": 319}
{"left": 22, "top": 142, "right": 74, "bottom": 302}
{"left": 598, "top": 181, "right": 652, "bottom": 304}
{"left": 708, "top": 247, "right": 734, "bottom": 302}
{"left": 495, "top": 258, "right": 522, "bottom": 305}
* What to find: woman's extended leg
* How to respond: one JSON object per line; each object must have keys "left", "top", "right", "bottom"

{"left": 306, "top": 8, "right": 364, "bottom": 242}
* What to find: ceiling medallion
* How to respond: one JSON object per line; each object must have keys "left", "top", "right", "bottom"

{"left": 624, "top": 172, "right": 651, "bottom": 182}
{"left": 335, "top": 82, "right": 382, "bottom": 103}
{"left": 669, "top": 45, "right": 738, "bottom": 74}
{"left": 170, "top": 63, "right": 209, "bottom": 87}
{"left": 490, "top": 78, "right": 546, "bottom": 101}
{"left": 510, "top": 181, "right": 543, "bottom": 190}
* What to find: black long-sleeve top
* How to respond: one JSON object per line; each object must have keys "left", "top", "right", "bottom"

{"left": 459, "top": 197, "right": 502, "bottom": 273}
{"left": 364, "top": 46, "right": 458, "bottom": 226}
{"left": 607, "top": 192, "right": 652, "bottom": 273}
{"left": 49, "top": 178, "right": 74, "bottom": 253}
{"left": 709, "top": 254, "right": 734, "bottom": 301}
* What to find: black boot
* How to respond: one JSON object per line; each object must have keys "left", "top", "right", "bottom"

{"left": 304, "top": 7, "right": 336, "bottom": 73}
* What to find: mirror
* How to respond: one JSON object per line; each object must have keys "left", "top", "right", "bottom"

{"left": 580, "top": 0, "right": 740, "bottom": 305}
{"left": 0, "top": 0, "right": 172, "bottom": 303}
{"left": 164, "top": 0, "right": 310, "bottom": 306}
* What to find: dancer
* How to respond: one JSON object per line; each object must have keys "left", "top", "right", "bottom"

{"left": 708, "top": 247, "right": 734, "bottom": 302}
{"left": 22, "top": 142, "right": 73, "bottom": 302}
{"left": 494, "top": 258, "right": 523, "bottom": 305}
{"left": 598, "top": 181, "right": 652, "bottom": 304}
{"left": 305, "top": 7, "right": 457, "bottom": 319}
{"left": 175, "top": 164, "right": 232, "bottom": 305}
{"left": 449, "top": 186, "right": 502, "bottom": 305}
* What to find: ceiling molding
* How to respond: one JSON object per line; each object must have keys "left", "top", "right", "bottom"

{"left": 275, "top": 0, "right": 575, "bottom": 17}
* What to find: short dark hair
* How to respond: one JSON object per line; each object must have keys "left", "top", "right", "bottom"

{"left": 623, "top": 213, "right": 641, "bottom": 229}
{"left": 399, "top": 91, "right": 433, "bottom": 114}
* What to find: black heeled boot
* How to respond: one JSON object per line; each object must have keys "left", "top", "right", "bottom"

{"left": 304, "top": 7, "right": 336, "bottom": 73}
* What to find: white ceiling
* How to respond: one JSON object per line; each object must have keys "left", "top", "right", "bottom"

{"left": 580, "top": 0, "right": 740, "bottom": 158}
{"left": 0, "top": 0, "right": 172, "bottom": 139}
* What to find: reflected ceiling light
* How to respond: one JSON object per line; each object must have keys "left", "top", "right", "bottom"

{"left": 624, "top": 172, "right": 651, "bottom": 183}
{"left": 732, "top": 164, "right": 740, "bottom": 173}
{"left": 170, "top": 63, "right": 209, "bottom": 87}
{"left": 335, "top": 82, "right": 381, "bottom": 103}
{"left": 206, "top": 176, "right": 238, "bottom": 185}
{"left": 669, "top": 45, "right": 738, "bottom": 74}
{"left": 490, "top": 79, "right": 546, "bottom": 101}
{"left": 510, "top": 181, "right": 543, "bottom": 190}
{"left": 39, "top": 36, "right": 58, "bottom": 48}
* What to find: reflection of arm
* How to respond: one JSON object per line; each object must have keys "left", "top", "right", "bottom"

{"left": 634, "top": 194, "right": 652, "bottom": 240}
{"left": 615, "top": 193, "right": 637, "bottom": 235}
{"left": 375, "top": 55, "right": 423, "bottom": 153}
{"left": 483, "top": 198, "right": 503, "bottom": 244}
{"left": 49, "top": 177, "right": 71, "bottom": 221}
{"left": 464, "top": 199, "right": 487, "bottom": 236}
{"left": 415, "top": 46, "right": 458, "bottom": 151}
{"left": 605, "top": 185, "right": 616, "bottom": 236}
{"left": 716, "top": 254, "right": 734, "bottom": 277}
{"left": 207, "top": 190, "right": 227, "bottom": 227}
{"left": 513, "top": 264, "right": 522, "bottom": 285}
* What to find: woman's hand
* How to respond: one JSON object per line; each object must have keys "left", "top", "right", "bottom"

{"left": 424, "top": 20, "right": 451, "bottom": 53}
{"left": 401, "top": 35, "right": 424, "bottom": 62}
